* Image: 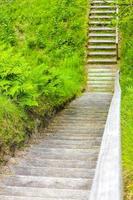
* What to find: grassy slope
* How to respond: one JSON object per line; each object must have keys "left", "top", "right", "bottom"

{"left": 0, "top": 0, "right": 89, "bottom": 161}
{"left": 120, "top": 2, "right": 133, "bottom": 199}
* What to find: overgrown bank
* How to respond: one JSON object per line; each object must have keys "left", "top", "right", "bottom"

{"left": 120, "top": 1, "right": 133, "bottom": 199}
{"left": 0, "top": 0, "right": 88, "bottom": 163}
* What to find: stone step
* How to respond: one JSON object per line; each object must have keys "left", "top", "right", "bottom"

{"left": 0, "top": 186, "right": 89, "bottom": 199}
{"left": 20, "top": 158, "right": 97, "bottom": 169}
{"left": 12, "top": 166, "right": 95, "bottom": 179}
{"left": 2, "top": 176, "right": 91, "bottom": 190}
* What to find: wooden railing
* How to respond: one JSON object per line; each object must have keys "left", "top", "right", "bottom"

{"left": 89, "top": 71, "right": 122, "bottom": 200}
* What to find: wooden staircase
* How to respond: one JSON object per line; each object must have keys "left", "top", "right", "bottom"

{"left": 87, "top": 0, "right": 117, "bottom": 92}
{"left": 0, "top": 0, "right": 118, "bottom": 199}
{"left": 0, "top": 93, "right": 112, "bottom": 200}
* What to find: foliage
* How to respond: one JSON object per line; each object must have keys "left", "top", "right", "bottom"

{"left": 119, "top": 0, "right": 133, "bottom": 199}
{"left": 0, "top": 0, "right": 88, "bottom": 160}
{"left": 0, "top": 96, "right": 25, "bottom": 163}
{"left": 0, "top": 0, "right": 88, "bottom": 110}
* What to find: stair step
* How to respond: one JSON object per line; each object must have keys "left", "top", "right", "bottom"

{"left": 49, "top": 132, "right": 103, "bottom": 137}
{"left": 88, "top": 58, "right": 117, "bottom": 63}
{"left": 88, "top": 52, "right": 116, "bottom": 56}
{"left": 0, "top": 186, "right": 89, "bottom": 199}
{"left": 89, "top": 68, "right": 116, "bottom": 72}
{"left": 89, "top": 27, "right": 115, "bottom": 31}
{"left": 88, "top": 84, "right": 114, "bottom": 87}
{"left": 92, "top": 1, "right": 115, "bottom": 4}
{"left": 89, "top": 21, "right": 111, "bottom": 25}
{"left": 87, "top": 64, "right": 116, "bottom": 68}
{"left": 88, "top": 45, "right": 116, "bottom": 50}
{"left": 90, "top": 15, "right": 114, "bottom": 19}
{"left": 90, "top": 10, "right": 116, "bottom": 14}
{"left": 91, "top": 5, "right": 116, "bottom": 9}
{"left": 89, "top": 76, "right": 114, "bottom": 80}
{"left": 20, "top": 158, "right": 97, "bottom": 169}
{"left": 89, "top": 73, "right": 115, "bottom": 77}
{"left": 30, "top": 147, "right": 100, "bottom": 155}
{"left": 12, "top": 166, "right": 95, "bottom": 178}
{"left": 89, "top": 80, "right": 114, "bottom": 85}
{"left": 89, "top": 33, "right": 116, "bottom": 37}
{"left": 27, "top": 149, "right": 99, "bottom": 161}
{"left": 2, "top": 176, "right": 91, "bottom": 190}
{"left": 89, "top": 39, "right": 116, "bottom": 44}
{"left": 39, "top": 138, "right": 102, "bottom": 145}
{"left": 0, "top": 196, "right": 84, "bottom": 200}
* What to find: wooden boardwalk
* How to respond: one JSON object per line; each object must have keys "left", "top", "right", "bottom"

{"left": 0, "top": 0, "right": 118, "bottom": 199}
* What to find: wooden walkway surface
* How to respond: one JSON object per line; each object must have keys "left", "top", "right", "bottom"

{"left": 0, "top": 93, "right": 112, "bottom": 199}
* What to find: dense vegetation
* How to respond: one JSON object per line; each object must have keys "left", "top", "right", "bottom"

{"left": 0, "top": 0, "right": 88, "bottom": 162}
{"left": 120, "top": 0, "right": 133, "bottom": 199}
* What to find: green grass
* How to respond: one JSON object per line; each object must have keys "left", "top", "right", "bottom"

{"left": 120, "top": 1, "right": 133, "bottom": 199}
{"left": 0, "top": 0, "right": 89, "bottom": 161}
{"left": 0, "top": 96, "right": 26, "bottom": 164}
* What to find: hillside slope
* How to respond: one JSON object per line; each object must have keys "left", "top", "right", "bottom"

{"left": 120, "top": 1, "right": 133, "bottom": 199}
{"left": 0, "top": 0, "right": 88, "bottom": 163}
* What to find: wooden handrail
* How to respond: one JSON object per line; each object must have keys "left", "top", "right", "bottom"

{"left": 89, "top": 71, "right": 122, "bottom": 200}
